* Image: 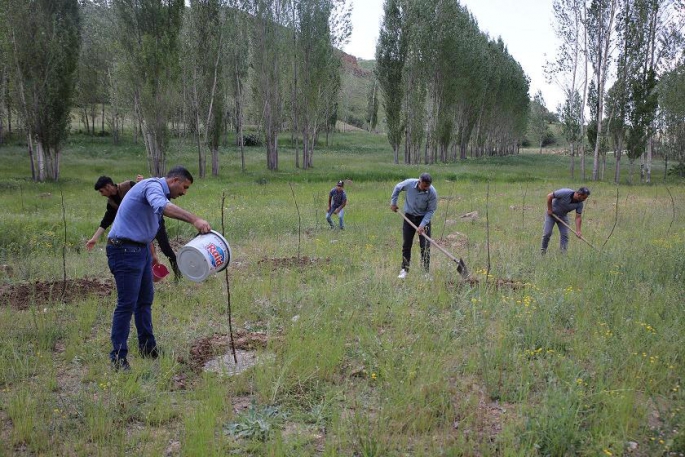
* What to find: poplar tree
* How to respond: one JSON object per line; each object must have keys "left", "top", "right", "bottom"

{"left": 248, "top": 0, "right": 288, "bottom": 171}
{"left": 185, "top": 0, "right": 227, "bottom": 178}
{"left": 375, "top": 0, "right": 406, "bottom": 164}
{"left": 529, "top": 91, "right": 552, "bottom": 154}
{"left": 586, "top": 0, "right": 618, "bottom": 181}
{"left": 5, "top": 0, "right": 80, "bottom": 181}
{"left": 547, "top": 0, "right": 588, "bottom": 179}
{"left": 293, "top": 0, "right": 349, "bottom": 169}
{"left": 658, "top": 62, "right": 685, "bottom": 174}
{"left": 113, "top": 0, "right": 184, "bottom": 177}
{"left": 225, "top": 1, "right": 249, "bottom": 172}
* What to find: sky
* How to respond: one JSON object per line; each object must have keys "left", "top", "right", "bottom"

{"left": 342, "top": 0, "right": 565, "bottom": 111}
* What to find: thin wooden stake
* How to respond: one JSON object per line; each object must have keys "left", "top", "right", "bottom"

{"left": 60, "top": 190, "right": 67, "bottom": 303}
{"left": 665, "top": 186, "right": 675, "bottom": 237}
{"left": 221, "top": 192, "right": 237, "bottom": 364}
{"left": 289, "top": 182, "right": 301, "bottom": 259}
{"left": 601, "top": 188, "right": 619, "bottom": 250}
{"left": 485, "top": 182, "right": 491, "bottom": 282}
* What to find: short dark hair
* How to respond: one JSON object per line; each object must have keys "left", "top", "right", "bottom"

{"left": 577, "top": 186, "right": 590, "bottom": 196}
{"left": 94, "top": 176, "right": 114, "bottom": 191}
{"left": 166, "top": 166, "right": 194, "bottom": 184}
{"left": 419, "top": 173, "right": 432, "bottom": 184}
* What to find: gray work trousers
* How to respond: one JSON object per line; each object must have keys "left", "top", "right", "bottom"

{"left": 541, "top": 213, "right": 569, "bottom": 253}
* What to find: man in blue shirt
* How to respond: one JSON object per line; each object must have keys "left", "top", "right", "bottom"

{"left": 390, "top": 173, "right": 438, "bottom": 279}
{"left": 541, "top": 186, "right": 590, "bottom": 254}
{"left": 326, "top": 180, "right": 347, "bottom": 229}
{"left": 86, "top": 174, "right": 182, "bottom": 280}
{"left": 107, "top": 166, "right": 211, "bottom": 371}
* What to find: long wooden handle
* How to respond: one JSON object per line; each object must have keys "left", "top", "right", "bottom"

{"left": 551, "top": 214, "right": 597, "bottom": 251}
{"left": 397, "top": 211, "right": 468, "bottom": 277}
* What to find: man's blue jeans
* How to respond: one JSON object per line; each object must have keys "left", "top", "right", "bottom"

{"left": 326, "top": 207, "right": 345, "bottom": 229}
{"left": 107, "top": 242, "right": 156, "bottom": 362}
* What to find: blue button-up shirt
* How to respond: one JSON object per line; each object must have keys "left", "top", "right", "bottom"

{"left": 109, "top": 178, "right": 170, "bottom": 243}
{"left": 391, "top": 178, "right": 438, "bottom": 227}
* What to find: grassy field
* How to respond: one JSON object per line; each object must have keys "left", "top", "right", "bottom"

{"left": 0, "top": 132, "right": 684, "bottom": 456}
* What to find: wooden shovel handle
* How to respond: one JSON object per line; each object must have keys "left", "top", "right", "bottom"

{"left": 397, "top": 211, "right": 468, "bottom": 277}
{"left": 551, "top": 213, "right": 597, "bottom": 251}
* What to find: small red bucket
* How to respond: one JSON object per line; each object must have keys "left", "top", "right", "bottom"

{"left": 152, "top": 263, "right": 170, "bottom": 282}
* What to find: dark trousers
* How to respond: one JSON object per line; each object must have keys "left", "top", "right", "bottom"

{"left": 107, "top": 241, "right": 156, "bottom": 362}
{"left": 155, "top": 218, "right": 180, "bottom": 277}
{"left": 155, "top": 218, "right": 176, "bottom": 262}
{"left": 401, "top": 214, "right": 431, "bottom": 272}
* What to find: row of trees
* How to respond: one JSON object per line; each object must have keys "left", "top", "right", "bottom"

{"left": 374, "top": 0, "right": 531, "bottom": 164}
{"left": 547, "top": 0, "right": 685, "bottom": 183}
{"left": 0, "top": 0, "right": 351, "bottom": 181}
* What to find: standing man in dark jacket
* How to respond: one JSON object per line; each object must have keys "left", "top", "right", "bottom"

{"left": 390, "top": 173, "right": 437, "bottom": 279}
{"left": 87, "top": 175, "right": 181, "bottom": 279}
{"left": 541, "top": 186, "right": 591, "bottom": 254}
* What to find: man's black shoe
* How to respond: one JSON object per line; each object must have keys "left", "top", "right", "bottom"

{"left": 112, "top": 358, "right": 131, "bottom": 372}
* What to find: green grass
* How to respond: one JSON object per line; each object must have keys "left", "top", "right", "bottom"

{"left": 0, "top": 131, "right": 684, "bottom": 455}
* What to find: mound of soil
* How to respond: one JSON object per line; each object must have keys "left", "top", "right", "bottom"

{"left": 0, "top": 278, "right": 113, "bottom": 310}
{"left": 184, "top": 331, "right": 269, "bottom": 373}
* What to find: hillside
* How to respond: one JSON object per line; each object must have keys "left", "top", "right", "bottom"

{"left": 338, "top": 52, "right": 385, "bottom": 133}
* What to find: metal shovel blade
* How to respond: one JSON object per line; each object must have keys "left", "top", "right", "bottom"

{"left": 455, "top": 258, "right": 468, "bottom": 278}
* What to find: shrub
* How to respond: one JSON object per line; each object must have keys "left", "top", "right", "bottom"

{"left": 668, "top": 162, "right": 685, "bottom": 177}
{"left": 242, "top": 134, "right": 262, "bottom": 147}
{"left": 542, "top": 131, "right": 557, "bottom": 147}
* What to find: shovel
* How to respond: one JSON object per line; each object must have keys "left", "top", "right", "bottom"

{"left": 398, "top": 211, "right": 469, "bottom": 278}
{"left": 551, "top": 214, "right": 598, "bottom": 251}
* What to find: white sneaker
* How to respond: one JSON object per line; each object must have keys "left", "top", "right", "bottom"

{"left": 398, "top": 269, "right": 407, "bottom": 279}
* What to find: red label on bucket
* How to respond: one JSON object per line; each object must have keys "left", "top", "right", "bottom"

{"left": 206, "top": 243, "right": 225, "bottom": 268}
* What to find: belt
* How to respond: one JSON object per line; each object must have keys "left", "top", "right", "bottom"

{"left": 107, "top": 238, "right": 147, "bottom": 247}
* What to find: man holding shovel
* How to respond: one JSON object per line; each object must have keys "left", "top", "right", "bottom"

{"left": 541, "top": 186, "right": 590, "bottom": 254}
{"left": 107, "top": 166, "right": 211, "bottom": 371}
{"left": 390, "top": 173, "right": 437, "bottom": 279}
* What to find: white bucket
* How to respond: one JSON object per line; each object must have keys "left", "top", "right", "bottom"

{"left": 177, "top": 230, "right": 232, "bottom": 282}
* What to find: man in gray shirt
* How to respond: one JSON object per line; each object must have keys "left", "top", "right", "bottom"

{"left": 390, "top": 173, "right": 437, "bottom": 278}
{"left": 541, "top": 186, "right": 590, "bottom": 254}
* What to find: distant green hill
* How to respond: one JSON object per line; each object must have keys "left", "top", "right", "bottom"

{"left": 338, "top": 53, "right": 385, "bottom": 133}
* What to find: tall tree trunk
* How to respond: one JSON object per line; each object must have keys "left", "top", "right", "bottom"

{"left": 614, "top": 138, "right": 622, "bottom": 184}
{"left": 236, "top": 73, "right": 245, "bottom": 173}
{"left": 592, "top": 0, "right": 617, "bottom": 181}
{"left": 35, "top": 139, "right": 46, "bottom": 182}
{"left": 570, "top": 143, "right": 576, "bottom": 179}
{"left": 27, "top": 133, "right": 36, "bottom": 181}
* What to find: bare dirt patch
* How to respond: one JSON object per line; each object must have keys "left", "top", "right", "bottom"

{"left": 0, "top": 277, "right": 113, "bottom": 310}
{"left": 183, "top": 331, "right": 269, "bottom": 373}
{"left": 450, "top": 380, "right": 514, "bottom": 448}
{"left": 257, "top": 256, "right": 330, "bottom": 270}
